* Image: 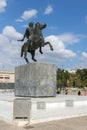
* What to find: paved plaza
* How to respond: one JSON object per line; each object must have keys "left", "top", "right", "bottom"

{"left": 0, "top": 92, "right": 87, "bottom": 130}
{"left": 0, "top": 116, "right": 87, "bottom": 130}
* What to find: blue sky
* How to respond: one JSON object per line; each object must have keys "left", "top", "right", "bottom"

{"left": 0, "top": 0, "right": 87, "bottom": 70}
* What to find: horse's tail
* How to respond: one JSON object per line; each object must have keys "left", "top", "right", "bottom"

{"left": 21, "top": 45, "right": 23, "bottom": 57}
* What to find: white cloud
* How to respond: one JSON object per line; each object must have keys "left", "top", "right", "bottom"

{"left": 44, "top": 5, "right": 53, "bottom": 14}
{"left": 58, "top": 33, "right": 83, "bottom": 45}
{"left": 44, "top": 35, "right": 76, "bottom": 59}
{"left": 16, "top": 9, "right": 38, "bottom": 22}
{"left": 82, "top": 52, "right": 87, "bottom": 59}
{"left": 0, "top": 0, "right": 7, "bottom": 13}
{"left": 2, "top": 26, "right": 22, "bottom": 39}
{"left": 16, "top": 19, "right": 23, "bottom": 22}
{"left": 0, "top": 26, "right": 23, "bottom": 69}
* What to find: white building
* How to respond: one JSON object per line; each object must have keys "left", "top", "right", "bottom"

{"left": 0, "top": 70, "right": 15, "bottom": 83}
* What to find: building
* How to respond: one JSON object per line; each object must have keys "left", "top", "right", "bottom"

{"left": 0, "top": 70, "right": 15, "bottom": 83}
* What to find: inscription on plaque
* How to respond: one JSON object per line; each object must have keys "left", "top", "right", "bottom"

{"left": 65, "top": 100, "right": 74, "bottom": 107}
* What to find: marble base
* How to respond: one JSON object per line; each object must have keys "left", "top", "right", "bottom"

{"left": 14, "top": 63, "right": 57, "bottom": 97}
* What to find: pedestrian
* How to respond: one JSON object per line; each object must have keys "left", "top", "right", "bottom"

{"left": 78, "top": 90, "right": 81, "bottom": 96}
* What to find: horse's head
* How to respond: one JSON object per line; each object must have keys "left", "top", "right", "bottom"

{"left": 35, "top": 22, "right": 47, "bottom": 30}
{"left": 41, "top": 23, "right": 47, "bottom": 29}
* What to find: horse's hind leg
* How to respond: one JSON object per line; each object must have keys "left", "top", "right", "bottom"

{"left": 31, "top": 51, "right": 37, "bottom": 62}
{"left": 24, "top": 51, "right": 29, "bottom": 63}
{"left": 21, "top": 45, "right": 23, "bottom": 57}
{"left": 39, "top": 46, "right": 43, "bottom": 54}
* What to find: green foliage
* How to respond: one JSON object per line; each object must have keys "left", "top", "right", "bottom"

{"left": 76, "top": 69, "right": 87, "bottom": 87}
{"left": 57, "top": 68, "right": 87, "bottom": 88}
{"left": 57, "top": 68, "right": 70, "bottom": 87}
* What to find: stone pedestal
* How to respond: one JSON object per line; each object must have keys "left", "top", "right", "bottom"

{"left": 14, "top": 62, "right": 57, "bottom": 97}
{"left": 13, "top": 98, "right": 31, "bottom": 121}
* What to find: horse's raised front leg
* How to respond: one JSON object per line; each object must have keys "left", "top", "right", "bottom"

{"left": 31, "top": 51, "right": 37, "bottom": 62}
{"left": 43, "top": 42, "right": 53, "bottom": 51}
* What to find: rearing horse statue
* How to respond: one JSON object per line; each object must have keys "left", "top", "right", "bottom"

{"left": 20, "top": 22, "right": 53, "bottom": 63}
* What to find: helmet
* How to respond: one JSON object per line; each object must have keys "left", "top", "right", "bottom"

{"left": 29, "top": 22, "right": 34, "bottom": 27}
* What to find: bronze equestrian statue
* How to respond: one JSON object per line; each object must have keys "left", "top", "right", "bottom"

{"left": 18, "top": 22, "right": 53, "bottom": 63}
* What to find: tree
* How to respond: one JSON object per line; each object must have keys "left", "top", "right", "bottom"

{"left": 57, "top": 68, "right": 70, "bottom": 88}
{"left": 76, "top": 69, "right": 87, "bottom": 87}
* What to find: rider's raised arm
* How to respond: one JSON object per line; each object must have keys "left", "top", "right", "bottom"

{"left": 19, "top": 28, "right": 29, "bottom": 41}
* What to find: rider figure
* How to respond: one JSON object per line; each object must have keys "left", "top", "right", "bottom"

{"left": 21, "top": 22, "right": 34, "bottom": 48}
